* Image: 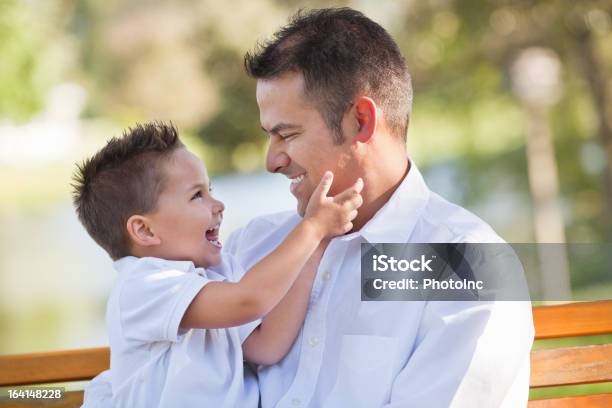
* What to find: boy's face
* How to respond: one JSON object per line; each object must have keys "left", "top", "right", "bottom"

{"left": 147, "top": 148, "right": 224, "bottom": 268}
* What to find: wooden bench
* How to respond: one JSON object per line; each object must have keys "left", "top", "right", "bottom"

{"left": 528, "top": 301, "right": 612, "bottom": 407}
{"left": 1, "top": 301, "right": 611, "bottom": 407}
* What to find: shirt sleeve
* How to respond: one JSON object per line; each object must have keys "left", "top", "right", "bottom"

{"left": 119, "top": 268, "right": 210, "bottom": 343}
{"left": 384, "top": 300, "right": 534, "bottom": 408}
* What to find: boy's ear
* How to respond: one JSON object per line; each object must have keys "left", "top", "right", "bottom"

{"left": 126, "top": 215, "right": 161, "bottom": 247}
{"left": 353, "top": 96, "right": 377, "bottom": 143}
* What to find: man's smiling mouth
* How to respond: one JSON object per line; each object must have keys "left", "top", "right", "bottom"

{"left": 290, "top": 174, "right": 305, "bottom": 183}
{"left": 289, "top": 173, "right": 306, "bottom": 194}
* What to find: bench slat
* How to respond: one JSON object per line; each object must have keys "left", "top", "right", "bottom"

{"left": 528, "top": 393, "right": 612, "bottom": 407}
{"left": 0, "top": 301, "right": 610, "bottom": 405}
{"left": 530, "top": 344, "right": 612, "bottom": 388}
{"left": 0, "top": 391, "right": 83, "bottom": 408}
{"left": 0, "top": 348, "right": 109, "bottom": 387}
{"left": 533, "top": 301, "right": 612, "bottom": 340}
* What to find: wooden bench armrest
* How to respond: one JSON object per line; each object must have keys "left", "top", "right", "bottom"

{"left": 533, "top": 301, "right": 612, "bottom": 340}
{"left": 0, "top": 348, "right": 109, "bottom": 386}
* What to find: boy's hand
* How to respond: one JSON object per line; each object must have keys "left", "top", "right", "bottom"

{"left": 304, "top": 171, "right": 363, "bottom": 238}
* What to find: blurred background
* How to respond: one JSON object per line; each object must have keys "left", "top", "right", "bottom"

{"left": 1, "top": 0, "right": 611, "bottom": 380}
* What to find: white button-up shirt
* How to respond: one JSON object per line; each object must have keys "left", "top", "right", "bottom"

{"left": 225, "top": 162, "right": 534, "bottom": 408}
{"left": 103, "top": 256, "right": 259, "bottom": 408}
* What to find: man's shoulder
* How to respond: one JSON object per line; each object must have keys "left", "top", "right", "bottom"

{"left": 225, "top": 210, "right": 300, "bottom": 256}
{"left": 417, "top": 191, "right": 504, "bottom": 243}
{"left": 229, "top": 211, "right": 299, "bottom": 241}
{"left": 244, "top": 210, "right": 300, "bottom": 230}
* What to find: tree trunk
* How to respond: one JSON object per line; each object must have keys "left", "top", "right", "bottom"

{"left": 574, "top": 28, "right": 612, "bottom": 240}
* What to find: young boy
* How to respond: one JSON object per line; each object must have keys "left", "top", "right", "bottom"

{"left": 73, "top": 122, "right": 363, "bottom": 407}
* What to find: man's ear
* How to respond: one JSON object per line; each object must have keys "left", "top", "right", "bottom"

{"left": 353, "top": 96, "right": 377, "bottom": 143}
{"left": 126, "top": 215, "right": 161, "bottom": 247}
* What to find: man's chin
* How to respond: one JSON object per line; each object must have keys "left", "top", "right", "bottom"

{"left": 296, "top": 186, "right": 317, "bottom": 216}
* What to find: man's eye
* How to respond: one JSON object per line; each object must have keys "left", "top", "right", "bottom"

{"left": 191, "top": 191, "right": 203, "bottom": 200}
{"left": 281, "top": 133, "right": 298, "bottom": 140}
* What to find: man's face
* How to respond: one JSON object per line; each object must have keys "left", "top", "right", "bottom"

{"left": 147, "top": 148, "right": 224, "bottom": 267}
{"left": 257, "top": 72, "right": 356, "bottom": 215}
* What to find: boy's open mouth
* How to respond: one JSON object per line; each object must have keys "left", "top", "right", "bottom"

{"left": 205, "top": 224, "right": 222, "bottom": 248}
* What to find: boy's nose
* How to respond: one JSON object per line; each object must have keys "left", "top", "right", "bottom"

{"left": 213, "top": 199, "right": 225, "bottom": 214}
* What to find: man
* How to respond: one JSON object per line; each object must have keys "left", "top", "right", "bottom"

{"left": 226, "top": 7, "right": 534, "bottom": 407}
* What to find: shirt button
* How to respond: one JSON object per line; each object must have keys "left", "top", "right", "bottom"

{"left": 292, "top": 398, "right": 301, "bottom": 406}
{"left": 322, "top": 271, "right": 332, "bottom": 281}
{"left": 308, "top": 336, "right": 320, "bottom": 347}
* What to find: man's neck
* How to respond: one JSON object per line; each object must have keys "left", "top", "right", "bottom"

{"left": 351, "top": 157, "right": 410, "bottom": 232}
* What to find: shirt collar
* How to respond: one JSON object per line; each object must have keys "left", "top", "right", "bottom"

{"left": 114, "top": 256, "right": 196, "bottom": 274}
{"left": 340, "top": 159, "right": 430, "bottom": 244}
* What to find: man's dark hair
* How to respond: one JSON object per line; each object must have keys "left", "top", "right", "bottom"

{"left": 244, "top": 7, "right": 413, "bottom": 143}
{"left": 72, "top": 122, "right": 184, "bottom": 260}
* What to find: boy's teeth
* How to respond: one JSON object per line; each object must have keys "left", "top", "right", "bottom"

{"left": 209, "top": 239, "right": 222, "bottom": 248}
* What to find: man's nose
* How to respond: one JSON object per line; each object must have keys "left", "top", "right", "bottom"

{"left": 265, "top": 141, "right": 291, "bottom": 174}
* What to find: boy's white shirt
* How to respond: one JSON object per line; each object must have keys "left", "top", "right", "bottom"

{"left": 95, "top": 255, "right": 258, "bottom": 408}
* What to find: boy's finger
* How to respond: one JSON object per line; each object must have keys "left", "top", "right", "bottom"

{"left": 353, "top": 178, "right": 364, "bottom": 194}
{"left": 332, "top": 178, "right": 363, "bottom": 203}
{"left": 339, "top": 193, "right": 363, "bottom": 210}
{"left": 313, "top": 171, "right": 334, "bottom": 198}
{"left": 351, "top": 194, "right": 363, "bottom": 209}
{"left": 343, "top": 222, "right": 354, "bottom": 233}
{"left": 347, "top": 209, "right": 358, "bottom": 221}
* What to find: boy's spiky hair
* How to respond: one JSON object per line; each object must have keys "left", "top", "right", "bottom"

{"left": 72, "top": 122, "right": 183, "bottom": 260}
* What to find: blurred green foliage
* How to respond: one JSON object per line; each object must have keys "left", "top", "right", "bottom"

{"left": 0, "top": 0, "right": 611, "bottom": 244}
{"left": 0, "top": 0, "right": 46, "bottom": 120}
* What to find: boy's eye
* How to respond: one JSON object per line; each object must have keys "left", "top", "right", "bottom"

{"left": 191, "top": 190, "right": 203, "bottom": 200}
